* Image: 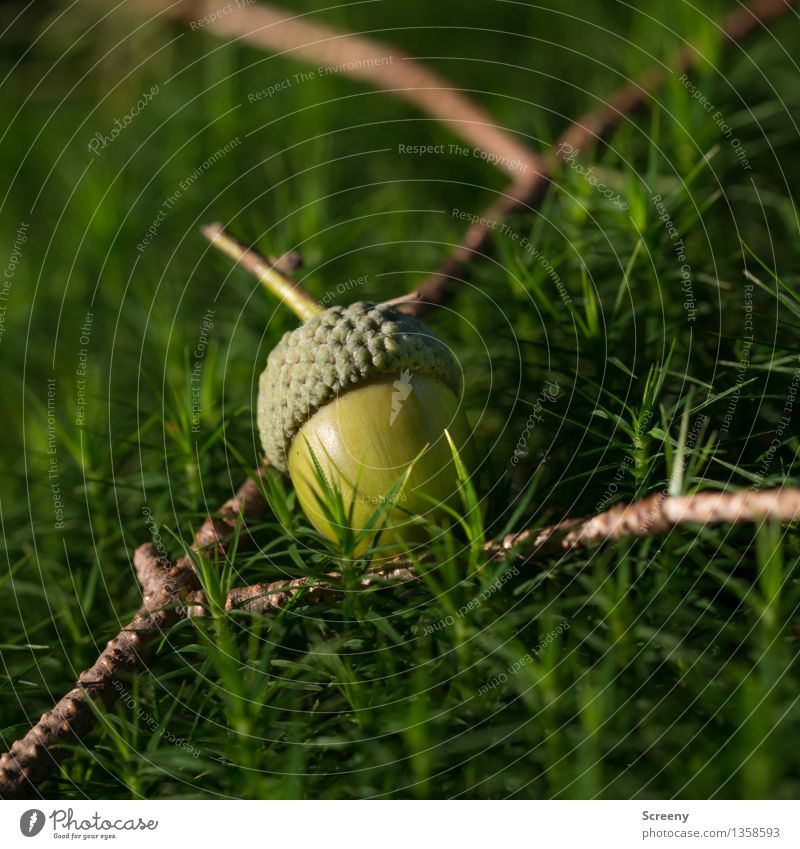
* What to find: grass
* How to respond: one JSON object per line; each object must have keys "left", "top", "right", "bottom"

{"left": 1, "top": 0, "right": 799, "bottom": 798}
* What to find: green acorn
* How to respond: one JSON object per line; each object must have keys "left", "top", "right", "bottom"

{"left": 257, "top": 301, "right": 470, "bottom": 551}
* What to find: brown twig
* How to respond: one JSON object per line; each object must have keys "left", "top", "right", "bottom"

{"left": 0, "top": 469, "right": 268, "bottom": 800}
{"left": 0, "top": 549, "right": 195, "bottom": 800}
{"left": 160, "top": 0, "right": 796, "bottom": 317}
{"left": 497, "top": 485, "right": 800, "bottom": 557}
{"left": 394, "top": 0, "right": 799, "bottom": 316}
{"left": 397, "top": 175, "right": 546, "bottom": 314}
{"left": 162, "top": 0, "right": 544, "bottom": 181}
{"left": 160, "top": 0, "right": 546, "bottom": 313}
{"left": 163, "top": 0, "right": 796, "bottom": 317}
{"left": 3, "top": 477, "right": 798, "bottom": 795}
{"left": 187, "top": 566, "right": 417, "bottom": 616}
{"left": 191, "top": 485, "right": 800, "bottom": 615}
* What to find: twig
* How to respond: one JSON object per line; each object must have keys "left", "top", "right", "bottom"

{"left": 192, "top": 485, "right": 800, "bottom": 615}
{"left": 393, "top": 0, "right": 799, "bottom": 316}
{"left": 161, "top": 0, "right": 544, "bottom": 314}
{"left": 0, "top": 469, "right": 268, "bottom": 800}
{"left": 3, "top": 477, "right": 798, "bottom": 795}
{"left": 159, "top": 0, "right": 796, "bottom": 317}
{"left": 202, "top": 222, "right": 321, "bottom": 321}
{"left": 497, "top": 485, "right": 800, "bottom": 557}
{"left": 163, "top": 1, "right": 544, "bottom": 181}
{"left": 187, "top": 566, "right": 417, "bottom": 616}
{"left": 181, "top": 465, "right": 268, "bottom": 564}
{"left": 0, "top": 548, "right": 195, "bottom": 800}
{"left": 133, "top": 540, "right": 171, "bottom": 602}
{"left": 396, "top": 175, "right": 545, "bottom": 314}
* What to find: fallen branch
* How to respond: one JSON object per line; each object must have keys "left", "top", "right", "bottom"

{"left": 159, "top": 0, "right": 796, "bottom": 317}
{"left": 0, "top": 469, "right": 267, "bottom": 800}
{"left": 498, "top": 485, "right": 800, "bottom": 557}
{"left": 197, "top": 485, "right": 800, "bottom": 616}
{"left": 158, "top": 0, "right": 546, "bottom": 314}
{"left": 163, "top": 0, "right": 544, "bottom": 181}
{"left": 0, "top": 550, "right": 194, "bottom": 800}
{"left": 186, "top": 566, "right": 417, "bottom": 616}
{"left": 165, "top": 0, "right": 796, "bottom": 317}
{"left": 400, "top": 0, "right": 798, "bottom": 316}
{"left": 163, "top": 485, "right": 800, "bottom": 617}
{"left": 3, "top": 479, "right": 798, "bottom": 796}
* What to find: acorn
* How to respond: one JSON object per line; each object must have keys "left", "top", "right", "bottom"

{"left": 257, "top": 301, "right": 470, "bottom": 552}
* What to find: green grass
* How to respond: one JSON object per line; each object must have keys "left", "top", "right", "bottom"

{"left": 1, "top": 0, "right": 799, "bottom": 798}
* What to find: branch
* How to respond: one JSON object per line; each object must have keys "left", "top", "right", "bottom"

{"left": 192, "top": 485, "right": 800, "bottom": 618}
{"left": 160, "top": 0, "right": 796, "bottom": 318}
{"left": 396, "top": 174, "right": 545, "bottom": 315}
{"left": 395, "top": 0, "right": 798, "bottom": 316}
{"left": 202, "top": 222, "right": 321, "bottom": 321}
{"left": 187, "top": 566, "right": 417, "bottom": 616}
{"left": 0, "top": 468, "right": 269, "bottom": 800}
{"left": 0, "top": 548, "right": 194, "bottom": 800}
{"left": 160, "top": 0, "right": 543, "bottom": 312}
{"left": 3, "top": 479, "right": 797, "bottom": 795}
{"left": 163, "top": 1, "right": 544, "bottom": 181}
{"left": 497, "top": 485, "right": 800, "bottom": 558}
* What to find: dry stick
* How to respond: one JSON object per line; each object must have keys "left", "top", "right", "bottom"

{"left": 0, "top": 549, "right": 194, "bottom": 800}
{"left": 499, "top": 485, "right": 800, "bottom": 556}
{"left": 2, "top": 473, "right": 797, "bottom": 794}
{"left": 161, "top": 0, "right": 797, "bottom": 317}
{"left": 163, "top": 0, "right": 544, "bottom": 181}
{"left": 186, "top": 566, "right": 418, "bottom": 617}
{"left": 0, "top": 470, "right": 267, "bottom": 800}
{"left": 192, "top": 486, "right": 800, "bottom": 616}
{"left": 400, "top": 0, "right": 799, "bottom": 316}
{"left": 160, "top": 0, "right": 544, "bottom": 312}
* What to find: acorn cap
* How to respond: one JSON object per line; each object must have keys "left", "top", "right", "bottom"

{"left": 258, "top": 301, "right": 461, "bottom": 472}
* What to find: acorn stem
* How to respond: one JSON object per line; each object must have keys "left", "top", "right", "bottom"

{"left": 201, "top": 223, "right": 322, "bottom": 322}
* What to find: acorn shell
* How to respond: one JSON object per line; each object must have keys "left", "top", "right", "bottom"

{"left": 257, "top": 302, "right": 470, "bottom": 549}
{"left": 258, "top": 301, "right": 461, "bottom": 472}
{"left": 288, "top": 373, "right": 470, "bottom": 549}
